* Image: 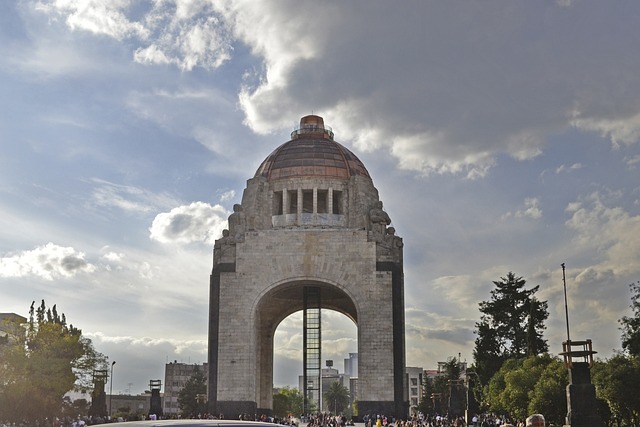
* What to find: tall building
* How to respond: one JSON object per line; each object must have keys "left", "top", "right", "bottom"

{"left": 344, "top": 353, "right": 358, "bottom": 378}
{"left": 163, "top": 361, "right": 208, "bottom": 416}
{"left": 405, "top": 367, "right": 424, "bottom": 413}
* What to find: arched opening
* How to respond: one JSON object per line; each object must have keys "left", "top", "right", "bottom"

{"left": 272, "top": 310, "right": 358, "bottom": 411}
{"left": 254, "top": 281, "right": 359, "bottom": 413}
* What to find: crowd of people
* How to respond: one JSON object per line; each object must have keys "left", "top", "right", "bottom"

{"left": 1, "top": 410, "right": 552, "bottom": 427}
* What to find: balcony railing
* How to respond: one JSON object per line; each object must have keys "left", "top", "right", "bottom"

{"left": 291, "top": 124, "right": 334, "bottom": 139}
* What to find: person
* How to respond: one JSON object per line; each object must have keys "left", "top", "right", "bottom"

{"left": 525, "top": 414, "right": 545, "bottom": 427}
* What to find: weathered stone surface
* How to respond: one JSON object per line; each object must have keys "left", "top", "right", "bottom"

{"left": 208, "top": 115, "right": 407, "bottom": 419}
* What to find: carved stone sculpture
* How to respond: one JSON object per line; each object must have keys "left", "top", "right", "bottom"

{"left": 369, "top": 200, "right": 391, "bottom": 241}
{"left": 228, "top": 204, "right": 246, "bottom": 243}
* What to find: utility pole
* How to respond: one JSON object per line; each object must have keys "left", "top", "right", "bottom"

{"left": 109, "top": 361, "right": 116, "bottom": 418}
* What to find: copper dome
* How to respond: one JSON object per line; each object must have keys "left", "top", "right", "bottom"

{"left": 254, "top": 115, "right": 371, "bottom": 181}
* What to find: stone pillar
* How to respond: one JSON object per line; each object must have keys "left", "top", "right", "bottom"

{"left": 283, "top": 187, "right": 288, "bottom": 214}
{"left": 313, "top": 187, "right": 318, "bottom": 214}
{"left": 328, "top": 187, "right": 334, "bottom": 214}
{"left": 297, "top": 188, "right": 302, "bottom": 224}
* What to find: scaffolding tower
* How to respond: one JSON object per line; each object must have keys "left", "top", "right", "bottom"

{"left": 303, "top": 286, "right": 321, "bottom": 414}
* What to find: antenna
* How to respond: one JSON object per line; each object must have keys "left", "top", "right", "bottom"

{"left": 562, "top": 263, "right": 571, "bottom": 342}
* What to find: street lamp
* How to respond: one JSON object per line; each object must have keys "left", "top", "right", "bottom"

{"left": 109, "top": 361, "right": 116, "bottom": 419}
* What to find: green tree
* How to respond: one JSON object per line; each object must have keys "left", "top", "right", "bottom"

{"left": 177, "top": 366, "right": 208, "bottom": 417}
{"left": 0, "top": 301, "right": 107, "bottom": 423}
{"left": 592, "top": 354, "right": 640, "bottom": 426}
{"left": 620, "top": 281, "right": 640, "bottom": 357}
{"left": 526, "top": 357, "right": 567, "bottom": 426}
{"left": 324, "top": 381, "right": 350, "bottom": 414}
{"left": 442, "top": 356, "right": 463, "bottom": 380}
{"left": 485, "top": 355, "right": 565, "bottom": 424}
{"left": 418, "top": 376, "right": 448, "bottom": 414}
{"left": 473, "top": 272, "right": 549, "bottom": 384}
{"left": 416, "top": 357, "right": 463, "bottom": 417}
{"left": 273, "top": 387, "right": 304, "bottom": 418}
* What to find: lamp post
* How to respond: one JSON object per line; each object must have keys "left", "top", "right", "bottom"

{"left": 109, "top": 361, "right": 116, "bottom": 419}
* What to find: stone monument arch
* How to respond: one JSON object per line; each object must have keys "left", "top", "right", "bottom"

{"left": 208, "top": 115, "right": 407, "bottom": 419}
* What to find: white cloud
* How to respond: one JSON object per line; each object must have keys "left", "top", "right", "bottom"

{"left": 503, "top": 197, "right": 543, "bottom": 220}
{"left": 40, "top": 0, "right": 149, "bottom": 40}
{"left": 31, "top": 1, "right": 640, "bottom": 175}
{"left": 573, "top": 111, "right": 640, "bottom": 149}
{"left": 89, "top": 178, "right": 179, "bottom": 214}
{"left": 149, "top": 201, "right": 229, "bottom": 244}
{"left": 88, "top": 332, "right": 207, "bottom": 354}
{"left": 102, "top": 250, "right": 124, "bottom": 262}
{"left": 219, "top": 190, "right": 236, "bottom": 202}
{"left": 565, "top": 192, "right": 640, "bottom": 277}
{"left": 135, "top": 14, "right": 232, "bottom": 71}
{"left": 35, "top": 0, "right": 232, "bottom": 71}
{"left": 556, "top": 163, "right": 584, "bottom": 174}
{"left": 98, "top": 247, "right": 156, "bottom": 279}
{"left": 625, "top": 155, "right": 640, "bottom": 168}
{"left": 226, "top": 1, "right": 640, "bottom": 175}
{"left": 389, "top": 132, "right": 495, "bottom": 179}
{"left": 0, "top": 242, "right": 95, "bottom": 280}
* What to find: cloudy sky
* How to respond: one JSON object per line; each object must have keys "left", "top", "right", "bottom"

{"left": 2, "top": 0, "right": 640, "bottom": 395}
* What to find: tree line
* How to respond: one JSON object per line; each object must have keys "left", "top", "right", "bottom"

{"left": 3, "top": 276, "right": 640, "bottom": 425}
{"left": 0, "top": 300, "right": 108, "bottom": 423}
{"left": 419, "top": 273, "right": 640, "bottom": 426}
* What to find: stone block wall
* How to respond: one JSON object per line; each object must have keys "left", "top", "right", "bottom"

{"left": 209, "top": 227, "right": 405, "bottom": 418}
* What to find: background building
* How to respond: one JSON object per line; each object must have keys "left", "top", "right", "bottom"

{"left": 405, "top": 367, "right": 424, "bottom": 413}
{"left": 0, "top": 313, "right": 27, "bottom": 344}
{"left": 344, "top": 353, "right": 358, "bottom": 378}
{"left": 299, "top": 364, "right": 351, "bottom": 413}
{"left": 164, "top": 361, "right": 208, "bottom": 416}
{"left": 108, "top": 393, "right": 152, "bottom": 419}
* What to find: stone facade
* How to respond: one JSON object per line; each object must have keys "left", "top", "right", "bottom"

{"left": 208, "top": 115, "right": 407, "bottom": 419}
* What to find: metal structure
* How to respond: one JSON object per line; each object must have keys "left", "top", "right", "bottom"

{"left": 303, "top": 286, "right": 321, "bottom": 414}
{"left": 558, "top": 264, "right": 603, "bottom": 427}
{"left": 109, "top": 361, "right": 116, "bottom": 417}
{"left": 149, "top": 379, "right": 163, "bottom": 417}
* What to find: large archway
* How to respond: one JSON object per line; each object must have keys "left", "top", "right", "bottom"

{"left": 208, "top": 115, "right": 407, "bottom": 419}
{"left": 271, "top": 309, "right": 358, "bottom": 394}
{"left": 254, "top": 280, "right": 358, "bottom": 412}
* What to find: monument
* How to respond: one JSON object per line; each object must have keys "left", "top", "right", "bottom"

{"left": 208, "top": 115, "right": 407, "bottom": 419}
{"left": 148, "top": 379, "right": 163, "bottom": 418}
{"left": 560, "top": 340, "right": 604, "bottom": 427}
{"left": 88, "top": 369, "right": 107, "bottom": 418}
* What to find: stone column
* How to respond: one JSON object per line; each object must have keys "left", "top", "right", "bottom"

{"left": 328, "top": 188, "right": 334, "bottom": 214}
{"left": 313, "top": 187, "right": 318, "bottom": 214}
{"left": 282, "top": 188, "right": 288, "bottom": 215}
{"left": 297, "top": 188, "right": 303, "bottom": 225}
